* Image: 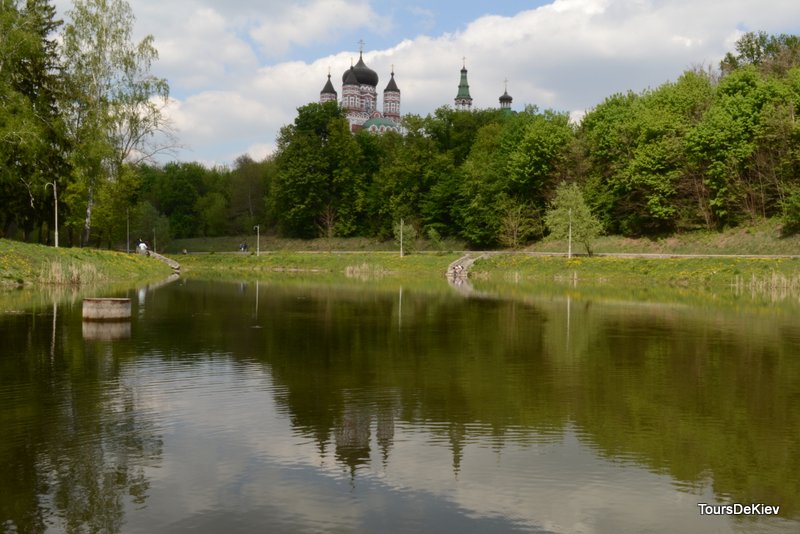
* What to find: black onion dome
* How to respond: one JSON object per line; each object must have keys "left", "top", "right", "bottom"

{"left": 384, "top": 71, "right": 399, "bottom": 93}
{"left": 348, "top": 52, "right": 378, "bottom": 86}
{"left": 500, "top": 90, "right": 512, "bottom": 103}
{"left": 342, "top": 66, "right": 359, "bottom": 86}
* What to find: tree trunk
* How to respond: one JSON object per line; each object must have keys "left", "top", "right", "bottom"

{"left": 83, "top": 186, "right": 94, "bottom": 247}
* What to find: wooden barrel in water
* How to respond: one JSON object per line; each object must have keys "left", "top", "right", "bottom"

{"left": 82, "top": 298, "right": 132, "bottom": 321}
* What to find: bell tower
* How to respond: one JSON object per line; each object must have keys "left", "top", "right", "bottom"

{"left": 454, "top": 57, "right": 473, "bottom": 111}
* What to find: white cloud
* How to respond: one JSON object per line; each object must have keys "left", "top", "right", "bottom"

{"left": 56, "top": 0, "right": 800, "bottom": 164}
{"left": 248, "top": 0, "right": 387, "bottom": 58}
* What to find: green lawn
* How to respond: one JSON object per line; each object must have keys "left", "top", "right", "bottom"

{"left": 0, "top": 239, "right": 172, "bottom": 287}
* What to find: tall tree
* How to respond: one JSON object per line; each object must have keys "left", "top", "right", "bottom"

{"left": 61, "top": 0, "right": 170, "bottom": 245}
{"left": 0, "top": 0, "right": 67, "bottom": 241}
{"left": 271, "top": 102, "right": 366, "bottom": 238}
{"left": 544, "top": 182, "right": 603, "bottom": 255}
{"left": 228, "top": 154, "right": 269, "bottom": 233}
{"left": 506, "top": 109, "right": 574, "bottom": 206}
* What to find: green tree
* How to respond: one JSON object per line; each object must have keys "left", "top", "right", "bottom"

{"left": 456, "top": 122, "right": 507, "bottom": 246}
{"left": 721, "top": 31, "right": 800, "bottom": 76}
{"left": 581, "top": 71, "right": 716, "bottom": 235}
{"left": 393, "top": 218, "right": 417, "bottom": 256}
{"left": 91, "top": 163, "right": 141, "bottom": 248}
{"left": 227, "top": 154, "right": 269, "bottom": 234}
{"left": 497, "top": 200, "right": 542, "bottom": 249}
{"left": 544, "top": 182, "right": 603, "bottom": 255}
{"left": 62, "top": 0, "right": 170, "bottom": 245}
{"left": 685, "top": 67, "right": 777, "bottom": 226}
{"left": 368, "top": 122, "right": 454, "bottom": 238}
{"left": 506, "top": 109, "right": 574, "bottom": 205}
{"left": 0, "top": 0, "right": 67, "bottom": 242}
{"left": 271, "top": 102, "right": 366, "bottom": 238}
{"left": 455, "top": 112, "right": 534, "bottom": 247}
{"left": 149, "top": 162, "right": 203, "bottom": 238}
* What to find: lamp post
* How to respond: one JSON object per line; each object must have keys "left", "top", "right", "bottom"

{"left": 399, "top": 218, "right": 404, "bottom": 258}
{"left": 254, "top": 225, "right": 260, "bottom": 257}
{"left": 567, "top": 208, "right": 572, "bottom": 260}
{"left": 45, "top": 181, "right": 58, "bottom": 248}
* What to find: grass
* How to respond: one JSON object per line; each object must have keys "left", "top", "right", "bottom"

{"left": 526, "top": 220, "right": 800, "bottom": 256}
{"left": 165, "top": 235, "right": 464, "bottom": 254}
{"left": 5, "top": 218, "right": 800, "bottom": 292}
{"left": 165, "top": 220, "right": 800, "bottom": 256}
{"left": 471, "top": 254, "right": 800, "bottom": 290}
{"left": 0, "top": 239, "right": 172, "bottom": 288}
{"left": 175, "top": 250, "right": 459, "bottom": 280}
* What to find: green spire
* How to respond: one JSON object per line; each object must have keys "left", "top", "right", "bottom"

{"left": 454, "top": 57, "right": 473, "bottom": 110}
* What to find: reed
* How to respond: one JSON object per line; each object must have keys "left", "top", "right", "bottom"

{"left": 39, "top": 261, "right": 105, "bottom": 285}
{"left": 731, "top": 272, "right": 800, "bottom": 302}
{"left": 345, "top": 263, "right": 389, "bottom": 281}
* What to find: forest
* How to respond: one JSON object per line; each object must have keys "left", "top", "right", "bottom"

{"left": 3, "top": 0, "right": 800, "bottom": 249}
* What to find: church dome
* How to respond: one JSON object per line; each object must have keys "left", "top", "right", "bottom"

{"left": 342, "top": 66, "right": 359, "bottom": 86}
{"left": 343, "top": 52, "right": 378, "bottom": 86}
{"left": 321, "top": 74, "right": 337, "bottom": 96}
{"left": 384, "top": 71, "right": 399, "bottom": 93}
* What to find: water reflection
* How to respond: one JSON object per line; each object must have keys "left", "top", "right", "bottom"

{"left": 0, "top": 306, "right": 163, "bottom": 533}
{"left": 1, "top": 279, "right": 798, "bottom": 533}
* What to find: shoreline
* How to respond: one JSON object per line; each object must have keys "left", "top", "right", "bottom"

{"left": 3, "top": 238, "right": 798, "bottom": 291}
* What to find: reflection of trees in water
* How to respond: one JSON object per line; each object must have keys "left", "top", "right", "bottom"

{"left": 72, "top": 279, "right": 799, "bottom": 518}
{"left": 257, "top": 287, "right": 554, "bottom": 477}
{"left": 0, "top": 309, "right": 162, "bottom": 534}
{"left": 247, "top": 285, "right": 800, "bottom": 516}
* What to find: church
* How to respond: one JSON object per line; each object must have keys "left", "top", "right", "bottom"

{"left": 319, "top": 50, "right": 403, "bottom": 134}
{"left": 319, "top": 50, "right": 513, "bottom": 133}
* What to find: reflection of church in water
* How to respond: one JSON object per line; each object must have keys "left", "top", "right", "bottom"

{"left": 319, "top": 45, "right": 514, "bottom": 134}
{"left": 328, "top": 394, "right": 470, "bottom": 479}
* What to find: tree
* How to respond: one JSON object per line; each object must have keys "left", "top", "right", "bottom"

{"left": 0, "top": 0, "right": 68, "bottom": 241}
{"left": 228, "top": 154, "right": 268, "bottom": 233}
{"left": 544, "top": 182, "right": 603, "bottom": 255}
{"left": 721, "top": 31, "right": 800, "bottom": 76}
{"left": 271, "top": 102, "right": 366, "bottom": 238}
{"left": 61, "top": 0, "right": 171, "bottom": 245}
{"left": 506, "top": 109, "right": 574, "bottom": 206}
{"left": 455, "top": 112, "right": 534, "bottom": 247}
{"left": 393, "top": 218, "right": 417, "bottom": 256}
{"left": 497, "top": 200, "right": 542, "bottom": 249}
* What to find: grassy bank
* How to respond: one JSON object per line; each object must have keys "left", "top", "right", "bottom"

{"left": 471, "top": 254, "right": 800, "bottom": 290}
{"left": 0, "top": 239, "right": 172, "bottom": 288}
{"left": 176, "top": 251, "right": 458, "bottom": 280}
{"left": 165, "top": 221, "right": 800, "bottom": 256}
{"left": 166, "top": 235, "right": 464, "bottom": 254}
{"left": 526, "top": 221, "right": 800, "bottom": 256}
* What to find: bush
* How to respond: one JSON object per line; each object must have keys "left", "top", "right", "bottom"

{"left": 781, "top": 188, "right": 800, "bottom": 235}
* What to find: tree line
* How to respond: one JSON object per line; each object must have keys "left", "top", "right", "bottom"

{"left": 1, "top": 0, "right": 172, "bottom": 247}
{"left": 3, "top": 11, "right": 800, "bottom": 248}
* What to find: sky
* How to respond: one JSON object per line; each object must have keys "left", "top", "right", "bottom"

{"left": 54, "top": 0, "right": 800, "bottom": 166}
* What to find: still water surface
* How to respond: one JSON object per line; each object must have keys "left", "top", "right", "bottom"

{"left": 1, "top": 278, "right": 799, "bottom": 533}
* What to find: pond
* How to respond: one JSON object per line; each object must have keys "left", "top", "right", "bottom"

{"left": 1, "top": 276, "right": 799, "bottom": 533}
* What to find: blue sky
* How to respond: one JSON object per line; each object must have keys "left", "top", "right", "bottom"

{"left": 54, "top": 0, "right": 800, "bottom": 166}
